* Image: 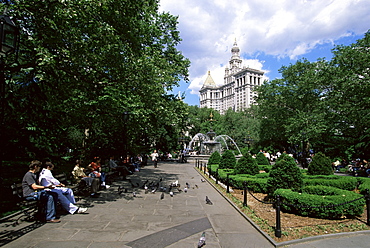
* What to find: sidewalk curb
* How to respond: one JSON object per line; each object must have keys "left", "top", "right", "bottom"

{"left": 194, "top": 167, "right": 277, "bottom": 247}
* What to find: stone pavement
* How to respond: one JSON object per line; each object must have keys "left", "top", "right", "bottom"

{"left": 1, "top": 161, "right": 370, "bottom": 248}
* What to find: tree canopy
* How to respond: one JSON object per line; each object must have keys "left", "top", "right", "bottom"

{"left": 1, "top": 0, "right": 190, "bottom": 161}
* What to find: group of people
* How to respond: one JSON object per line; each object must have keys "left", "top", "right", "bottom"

{"left": 22, "top": 160, "right": 88, "bottom": 223}
{"left": 22, "top": 156, "right": 121, "bottom": 223}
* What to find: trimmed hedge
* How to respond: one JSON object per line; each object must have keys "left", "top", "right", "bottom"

{"left": 229, "top": 175, "right": 268, "bottom": 193}
{"left": 274, "top": 185, "right": 365, "bottom": 219}
{"left": 356, "top": 177, "right": 370, "bottom": 194}
{"left": 208, "top": 151, "right": 221, "bottom": 165}
{"left": 234, "top": 153, "right": 259, "bottom": 175}
{"left": 303, "top": 175, "right": 358, "bottom": 191}
{"left": 219, "top": 150, "right": 236, "bottom": 169}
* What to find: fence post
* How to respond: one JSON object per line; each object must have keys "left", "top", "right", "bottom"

{"left": 208, "top": 165, "right": 211, "bottom": 178}
{"left": 243, "top": 181, "right": 247, "bottom": 207}
{"left": 366, "top": 189, "right": 370, "bottom": 226}
{"left": 275, "top": 195, "right": 282, "bottom": 238}
{"left": 204, "top": 162, "right": 207, "bottom": 174}
{"left": 226, "top": 174, "right": 230, "bottom": 193}
{"left": 195, "top": 159, "right": 198, "bottom": 168}
{"left": 216, "top": 168, "right": 219, "bottom": 184}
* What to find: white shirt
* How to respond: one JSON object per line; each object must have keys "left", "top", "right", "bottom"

{"left": 39, "top": 168, "right": 60, "bottom": 187}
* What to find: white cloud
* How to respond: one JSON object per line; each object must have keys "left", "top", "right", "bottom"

{"left": 159, "top": 0, "right": 370, "bottom": 96}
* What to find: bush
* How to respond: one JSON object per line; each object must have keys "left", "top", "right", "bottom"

{"left": 235, "top": 153, "right": 259, "bottom": 175}
{"left": 208, "top": 151, "right": 221, "bottom": 165}
{"left": 274, "top": 186, "right": 365, "bottom": 219}
{"left": 255, "top": 152, "right": 270, "bottom": 165}
{"left": 219, "top": 150, "right": 236, "bottom": 169}
{"left": 307, "top": 152, "right": 333, "bottom": 175}
{"left": 266, "top": 153, "right": 303, "bottom": 194}
{"left": 303, "top": 175, "right": 357, "bottom": 191}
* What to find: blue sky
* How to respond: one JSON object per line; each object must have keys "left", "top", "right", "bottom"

{"left": 159, "top": 0, "right": 370, "bottom": 106}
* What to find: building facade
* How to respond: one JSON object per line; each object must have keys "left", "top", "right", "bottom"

{"left": 199, "top": 40, "right": 264, "bottom": 114}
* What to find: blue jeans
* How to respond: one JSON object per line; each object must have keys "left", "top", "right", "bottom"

{"left": 25, "top": 190, "right": 58, "bottom": 221}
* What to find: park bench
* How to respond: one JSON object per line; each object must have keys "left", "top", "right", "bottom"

{"left": 10, "top": 183, "right": 43, "bottom": 226}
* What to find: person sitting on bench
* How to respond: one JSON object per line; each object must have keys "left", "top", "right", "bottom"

{"left": 72, "top": 160, "right": 100, "bottom": 197}
{"left": 22, "top": 160, "right": 60, "bottom": 223}
{"left": 39, "top": 161, "right": 88, "bottom": 214}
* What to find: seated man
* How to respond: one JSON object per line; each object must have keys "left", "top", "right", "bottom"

{"left": 39, "top": 161, "right": 87, "bottom": 214}
{"left": 22, "top": 160, "right": 60, "bottom": 223}
{"left": 72, "top": 160, "right": 100, "bottom": 197}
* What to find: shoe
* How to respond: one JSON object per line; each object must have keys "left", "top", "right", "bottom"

{"left": 90, "top": 193, "right": 99, "bottom": 197}
{"left": 105, "top": 185, "right": 110, "bottom": 189}
{"left": 46, "top": 219, "right": 61, "bottom": 223}
{"left": 76, "top": 207, "right": 88, "bottom": 214}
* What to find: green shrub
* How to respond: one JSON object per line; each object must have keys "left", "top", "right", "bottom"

{"left": 266, "top": 153, "right": 303, "bottom": 194}
{"left": 234, "top": 153, "right": 259, "bottom": 175}
{"left": 219, "top": 150, "right": 236, "bottom": 169}
{"left": 303, "top": 175, "right": 357, "bottom": 191}
{"left": 208, "top": 151, "right": 221, "bottom": 165}
{"left": 256, "top": 152, "right": 270, "bottom": 165}
{"left": 307, "top": 152, "right": 333, "bottom": 175}
{"left": 357, "top": 177, "right": 370, "bottom": 194}
{"left": 217, "top": 169, "right": 235, "bottom": 180}
{"left": 274, "top": 186, "right": 365, "bottom": 219}
{"left": 258, "top": 164, "right": 272, "bottom": 173}
{"left": 229, "top": 175, "right": 268, "bottom": 193}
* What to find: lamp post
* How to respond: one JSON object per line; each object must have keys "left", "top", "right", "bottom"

{"left": 0, "top": 14, "right": 19, "bottom": 168}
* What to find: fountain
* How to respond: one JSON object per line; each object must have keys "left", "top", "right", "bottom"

{"left": 188, "top": 113, "right": 241, "bottom": 155}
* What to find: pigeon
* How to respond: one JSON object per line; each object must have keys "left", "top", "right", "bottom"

{"left": 118, "top": 186, "right": 124, "bottom": 195}
{"left": 170, "top": 191, "right": 174, "bottom": 197}
{"left": 198, "top": 232, "right": 206, "bottom": 247}
{"left": 195, "top": 184, "right": 198, "bottom": 189}
{"left": 141, "top": 180, "right": 148, "bottom": 189}
{"left": 160, "top": 192, "right": 164, "bottom": 200}
{"left": 206, "top": 196, "right": 213, "bottom": 205}
{"left": 184, "top": 187, "right": 188, "bottom": 193}
{"left": 144, "top": 185, "right": 149, "bottom": 194}
{"left": 201, "top": 178, "right": 206, "bottom": 183}
{"left": 186, "top": 182, "right": 190, "bottom": 188}
{"left": 133, "top": 191, "right": 136, "bottom": 197}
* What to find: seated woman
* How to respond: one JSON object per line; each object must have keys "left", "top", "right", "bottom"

{"left": 39, "top": 161, "right": 87, "bottom": 214}
{"left": 72, "top": 160, "right": 100, "bottom": 197}
{"left": 88, "top": 157, "right": 110, "bottom": 189}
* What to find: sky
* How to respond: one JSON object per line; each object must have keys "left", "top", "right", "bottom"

{"left": 159, "top": 0, "right": 370, "bottom": 106}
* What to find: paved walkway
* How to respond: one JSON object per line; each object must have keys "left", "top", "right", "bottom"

{"left": 1, "top": 161, "right": 370, "bottom": 248}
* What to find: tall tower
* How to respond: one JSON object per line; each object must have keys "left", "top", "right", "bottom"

{"left": 229, "top": 39, "right": 242, "bottom": 74}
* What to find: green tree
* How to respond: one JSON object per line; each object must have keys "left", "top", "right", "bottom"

{"left": 234, "top": 153, "right": 259, "bottom": 175}
{"left": 208, "top": 151, "right": 221, "bottom": 165}
{"left": 307, "top": 152, "right": 333, "bottom": 175}
{"left": 266, "top": 153, "right": 303, "bottom": 194}
{"left": 1, "top": 0, "right": 190, "bottom": 160}
{"left": 219, "top": 150, "right": 236, "bottom": 169}
{"left": 255, "top": 152, "right": 270, "bottom": 165}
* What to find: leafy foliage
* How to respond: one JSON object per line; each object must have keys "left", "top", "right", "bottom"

{"left": 307, "top": 152, "right": 334, "bottom": 175}
{"left": 255, "top": 152, "right": 270, "bottom": 165}
{"left": 0, "top": 0, "right": 190, "bottom": 161}
{"left": 208, "top": 151, "right": 221, "bottom": 165}
{"left": 266, "top": 153, "right": 303, "bottom": 194}
{"left": 234, "top": 153, "right": 259, "bottom": 175}
{"left": 219, "top": 150, "right": 236, "bottom": 169}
